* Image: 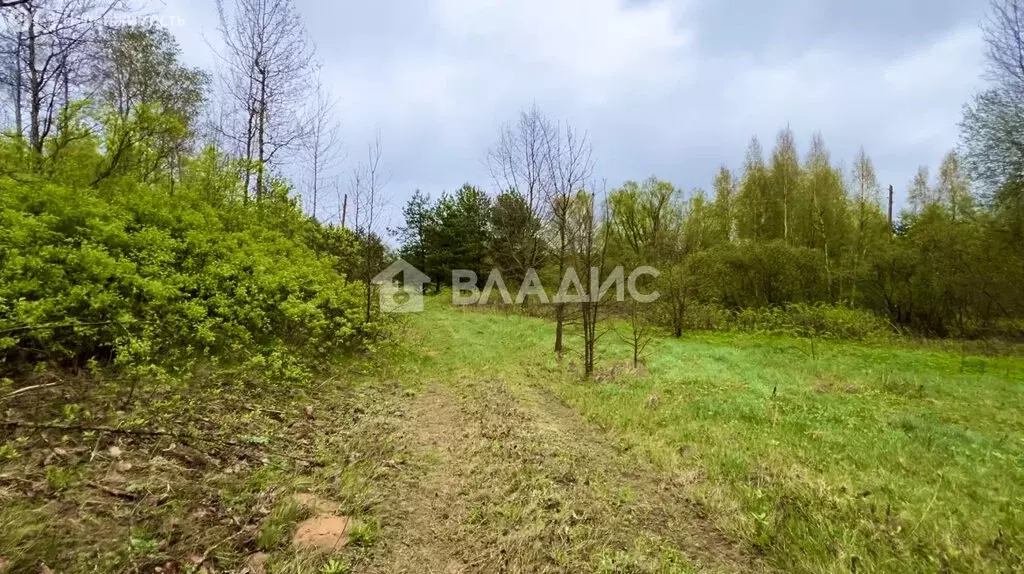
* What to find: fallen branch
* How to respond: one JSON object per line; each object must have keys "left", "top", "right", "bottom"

{"left": 0, "top": 421, "right": 321, "bottom": 466}
{"left": 87, "top": 481, "right": 140, "bottom": 500}
{"left": 0, "top": 382, "right": 64, "bottom": 402}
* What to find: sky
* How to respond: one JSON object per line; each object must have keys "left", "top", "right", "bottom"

{"left": 145, "top": 0, "right": 989, "bottom": 228}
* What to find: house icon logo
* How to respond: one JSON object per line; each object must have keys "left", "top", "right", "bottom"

{"left": 371, "top": 259, "right": 431, "bottom": 313}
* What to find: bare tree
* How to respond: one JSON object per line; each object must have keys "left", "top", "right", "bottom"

{"left": 302, "top": 68, "right": 342, "bottom": 221}
{"left": 489, "top": 104, "right": 555, "bottom": 221}
{"left": 569, "top": 188, "right": 609, "bottom": 377}
{"left": 983, "top": 0, "right": 1024, "bottom": 94}
{"left": 621, "top": 298, "right": 654, "bottom": 369}
{"left": 0, "top": 0, "right": 125, "bottom": 153}
{"left": 214, "top": 0, "right": 313, "bottom": 201}
{"left": 547, "top": 120, "right": 593, "bottom": 356}
{"left": 487, "top": 105, "right": 556, "bottom": 285}
{"left": 0, "top": 18, "right": 25, "bottom": 136}
{"left": 351, "top": 133, "right": 388, "bottom": 323}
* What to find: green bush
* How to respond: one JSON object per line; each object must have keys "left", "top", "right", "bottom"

{"left": 730, "top": 303, "right": 891, "bottom": 340}
{"left": 0, "top": 148, "right": 368, "bottom": 374}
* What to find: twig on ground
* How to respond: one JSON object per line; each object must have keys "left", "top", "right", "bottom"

{"left": 0, "top": 382, "right": 64, "bottom": 402}
{"left": 0, "top": 421, "right": 321, "bottom": 465}
{"left": 87, "top": 481, "right": 139, "bottom": 500}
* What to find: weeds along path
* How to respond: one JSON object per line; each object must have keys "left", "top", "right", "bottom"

{"left": 363, "top": 309, "right": 765, "bottom": 573}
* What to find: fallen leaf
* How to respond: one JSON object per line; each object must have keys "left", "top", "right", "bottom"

{"left": 108, "top": 446, "right": 122, "bottom": 458}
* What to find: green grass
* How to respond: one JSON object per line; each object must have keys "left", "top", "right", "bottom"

{"left": 257, "top": 499, "right": 310, "bottom": 551}
{"left": 399, "top": 295, "right": 1024, "bottom": 573}
{"left": 3, "top": 294, "right": 1020, "bottom": 572}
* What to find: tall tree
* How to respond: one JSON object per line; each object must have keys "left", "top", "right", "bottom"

{"left": 849, "top": 147, "right": 885, "bottom": 305}
{"left": 351, "top": 134, "right": 387, "bottom": 323}
{"left": 489, "top": 188, "right": 543, "bottom": 286}
{"left": 488, "top": 104, "right": 554, "bottom": 227}
{"left": 851, "top": 147, "right": 881, "bottom": 208}
{"left": 215, "top": 0, "right": 314, "bottom": 201}
{"left": 937, "top": 150, "right": 973, "bottom": 222}
{"left": 394, "top": 189, "right": 434, "bottom": 287}
{"left": 567, "top": 189, "right": 608, "bottom": 377}
{"left": 430, "top": 184, "right": 492, "bottom": 290}
{"left": 961, "top": 0, "right": 1024, "bottom": 249}
{"left": 710, "top": 166, "right": 737, "bottom": 244}
{"left": 801, "top": 133, "right": 849, "bottom": 300}
{"left": 0, "top": 0, "right": 125, "bottom": 154}
{"left": 546, "top": 120, "right": 593, "bottom": 356}
{"left": 769, "top": 127, "right": 801, "bottom": 243}
{"left": 908, "top": 166, "right": 934, "bottom": 213}
{"left": 90, "top": 23, "right": 209, "bottom": 185}
{"left": 736, "top": 136, "right": 772, "bottom": 241}
{"left": 301, "top": 70, "right": 342, "bottom": 221}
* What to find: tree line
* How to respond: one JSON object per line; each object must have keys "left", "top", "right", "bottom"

{"left": 394, "top": 0, "right": 1024, "bottom": 364}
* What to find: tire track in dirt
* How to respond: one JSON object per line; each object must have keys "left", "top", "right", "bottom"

{"left": 364, "top": 378, "right": 766, "bottom": 573}
{"left": 362, "top": 385, "right": 480, "bottom": 573}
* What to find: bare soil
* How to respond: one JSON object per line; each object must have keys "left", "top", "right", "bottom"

{"left": 360, "top": 377, "right": 765, "bottom": 573}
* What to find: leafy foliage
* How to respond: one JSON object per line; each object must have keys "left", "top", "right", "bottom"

{"left": 0, "top": 137, "right": 369, "bottom": 376}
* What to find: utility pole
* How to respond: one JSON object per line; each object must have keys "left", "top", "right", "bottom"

{"left": 341, "top": 193, "right": 348, "bottom": 228}
{"left": 887, "top": 184, "right": 894, "bottom": 231}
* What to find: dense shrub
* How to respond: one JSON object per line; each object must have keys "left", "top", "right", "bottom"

{"left": 0, "top": 151, "right": 367, "bottom": 375}
{"left": 729, "top": 303, "right": 891, "bottom": 340}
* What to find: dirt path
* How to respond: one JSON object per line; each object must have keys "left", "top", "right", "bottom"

{"left": 362, "top": 376, "right": 765, "bottom": 574}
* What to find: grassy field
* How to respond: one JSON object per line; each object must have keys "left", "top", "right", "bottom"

{"left": 2, "top": 295, "right": 1022, "bottom": 573}
{"left": 397, "top": 296, "right": 1024, "bottom": 572}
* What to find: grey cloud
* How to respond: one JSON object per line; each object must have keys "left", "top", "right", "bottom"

{"left": 653, "top": 0, "right": 986, "bottom": 59}
{"left": 154, "top": 0, "right": 989, "bottom": 229}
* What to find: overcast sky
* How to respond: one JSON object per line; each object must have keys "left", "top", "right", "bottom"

{"left": 148, "top": 0, "right": 988, "bottom": 227}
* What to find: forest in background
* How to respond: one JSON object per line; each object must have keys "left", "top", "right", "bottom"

{"left": 0, "top": 0, "right": 1022, "bottom": 381}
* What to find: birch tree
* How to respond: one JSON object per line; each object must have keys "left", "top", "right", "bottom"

{"left": 0, "top": 0, "right": 125, "bottom": 153}
{"left": 487, "top": 104, "right": 555, "bottom": 282}
{"left": 351, "top": 134, "right": 387, "bottom": 323}
{"left": 302, "top": 71, "right": 342, "bottom": 220}
{"left": 215, "top": 0, "right": 314, "bottom": 201}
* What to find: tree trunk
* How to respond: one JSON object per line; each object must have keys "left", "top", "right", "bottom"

{"left": 256, "top": 80, "right": 267, "bottom": 201}
{"left": 27, "top": 12, "right": 42, "bottom": 154}
{"left": 312, "top": 157, "right": 318, "bottom": 220}
{"left": 554, "top": 225, "right": 566, "bottom": 356}
{"left": 365, "top": 280, "right": 372, "bottom": 323}
{"left": 14, "top": 30, "right": 24, "bottom": 138}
